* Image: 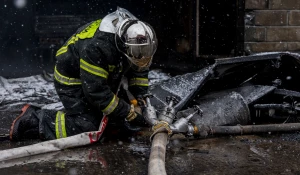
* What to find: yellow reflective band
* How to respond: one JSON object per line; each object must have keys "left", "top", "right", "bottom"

{"left": 55, "top": 20, "right": 101, "bottom": 57}
{"left": 76, "top": 20, "right": 101, "bottom": 39}
{"left": 55, "top": 111, "right": 67, "bottom": 139}
{"left": 56, "top": 47, "right": 67, "bottom": 56}
{"left": 80, "top": 59, "right": 109, "bottom": 78}
{"left": 129, "top": 78, "right": 149, "bottom": 86}
{"left": 55, "top": 36, "right": 79, "bottom": 57}
{"left": 108, "top": 65, "right": 115, "bottom": 72}
{"left": 102, "top": 95, "right": 119, "bottom": 115}
{"left": 54, "top": 66, "right": 81, "bottom": 85}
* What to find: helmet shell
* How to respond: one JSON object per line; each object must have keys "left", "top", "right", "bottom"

{"left": 99, "top": 7, "right": 137, "bottom": 33}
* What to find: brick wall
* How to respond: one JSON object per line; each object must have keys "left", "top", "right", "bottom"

{"left": 245, "top": 0, "right": 300, "bottom": 54}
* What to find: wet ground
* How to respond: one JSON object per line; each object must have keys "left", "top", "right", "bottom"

{"left": 167, "top": 133, "right": 300, "bottom": 175}
{"left": 0, "top": 139, "right": 149, "bottom": 175}
{"left": 1, "top": 126, "right": 300, "bottom": 175}
{"left": 2, "top": 73, "right": 300, "bottom": 175}
{"left": 2, "top": 109, "right": 300, "bottom": 175}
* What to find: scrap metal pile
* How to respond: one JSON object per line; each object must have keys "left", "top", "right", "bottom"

{"left": 150, "top": 52, "right": 300, "bottom": 129}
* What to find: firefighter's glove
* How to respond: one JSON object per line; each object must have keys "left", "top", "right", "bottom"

{"left": 123, "top": 105, "right": 143, "bottom": 133}
{"left": 126, "top": 104, "right": 139, "bottom": 122}
{"left": 126, "top": 104, "right": 147, "bottom": 127}
{"left": 150, "top": 121, "right": 173, "bottom": 141}
{"left": 137, "top": 95, "right": 147, "bottom": 108}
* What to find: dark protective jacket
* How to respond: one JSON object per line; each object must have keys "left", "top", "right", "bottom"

{"left": 54, "top": 19, "right": 149, "bottom": 121}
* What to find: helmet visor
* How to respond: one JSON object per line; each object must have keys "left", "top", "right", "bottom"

{"left": 126, "top": 34, "right": 156, "bottom": 68}
{"left": 116, "top": 20, "right": 157, "bottom": 71}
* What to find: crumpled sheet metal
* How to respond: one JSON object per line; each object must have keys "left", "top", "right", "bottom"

{"left": 149, "top": 65, "right": 215, "bottom": 111}
{"left": 148, "top": 52, "right": 300, "bottom": 112}
{"left": 177, "top": 91, "right": 251, "bottom": 126}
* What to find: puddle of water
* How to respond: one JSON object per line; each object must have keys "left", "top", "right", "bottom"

{"left": 0, "top": 140, "right": 149, "bottom": 175}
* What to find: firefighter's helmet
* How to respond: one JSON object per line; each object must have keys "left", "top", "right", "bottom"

{"left": 115, "top": 19, "right": 157, "bottom": 72}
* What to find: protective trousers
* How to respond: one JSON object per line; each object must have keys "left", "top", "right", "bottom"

{"left": 38, "top": 81, "right": 102, "bottom": 140}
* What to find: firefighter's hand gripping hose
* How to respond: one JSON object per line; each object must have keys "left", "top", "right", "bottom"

{"left": 126, "top": 104, "right": 139, "bottom": 122}
{"left": 124, "top": 104, "right": 147, "bottom": 132}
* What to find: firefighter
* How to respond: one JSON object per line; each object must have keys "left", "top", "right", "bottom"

{"left": 9, "top": 7, "right": 157, "bottom": 141}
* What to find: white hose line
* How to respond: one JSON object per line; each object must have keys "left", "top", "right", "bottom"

{"left": 0, "top": 152, "right": 60, "bottom": 168}
{"left": 148, "top": 132, "right": 168, "bottom": 175}
{"left": 0, "top": 116, "right": 108, "bottom": 161}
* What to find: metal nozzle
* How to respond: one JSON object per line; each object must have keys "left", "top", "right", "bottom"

{"left": 143, "top": 94, "right": 154, "bottom": 107}
{"left": 166, "top": 96, "right": 179, "bottom": 107}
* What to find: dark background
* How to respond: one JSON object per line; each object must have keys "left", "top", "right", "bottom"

{"left": 0, "top": 0, "right": 244, "bottom": 78}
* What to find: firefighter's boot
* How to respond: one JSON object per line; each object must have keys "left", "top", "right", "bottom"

{"left": 10, "top": 104, "right": 40, "bottom": 141}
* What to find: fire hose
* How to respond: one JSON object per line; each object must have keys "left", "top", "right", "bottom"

{"left": 146, "top": 96, "right": 176, "bottom": 175}
{"left": 144, "top": 94, "right": 300, "bottom": 175}
{"left": 144, "top": 95, "right": 200, "bottom": 175}
{"left": 0, "top": 115, "right": 109, "bottom": 161}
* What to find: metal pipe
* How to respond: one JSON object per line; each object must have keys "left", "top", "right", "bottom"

{"left": 170, "top": 105, "right": 202, "bottom": 135}
{"left": 170, "top": 109, "right": 200, "bottom": 134}
{"left": 195, "top": 123, "right": 300, "bottom": 136}
{"left": 143, "top": 95, "right": 159, "bottom": 126}
{"left": 144, "top": 105, "right": 159, "bottom": 126}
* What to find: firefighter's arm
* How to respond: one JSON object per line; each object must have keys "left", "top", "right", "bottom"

{"left": 126, "top": 69, "right": 149, "bottom": 98}
{"left": 80, "top": 43, "right": 130, "bottom": 119}
{"left": 124, "top": 70, "right": 149, "bottom": 126}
